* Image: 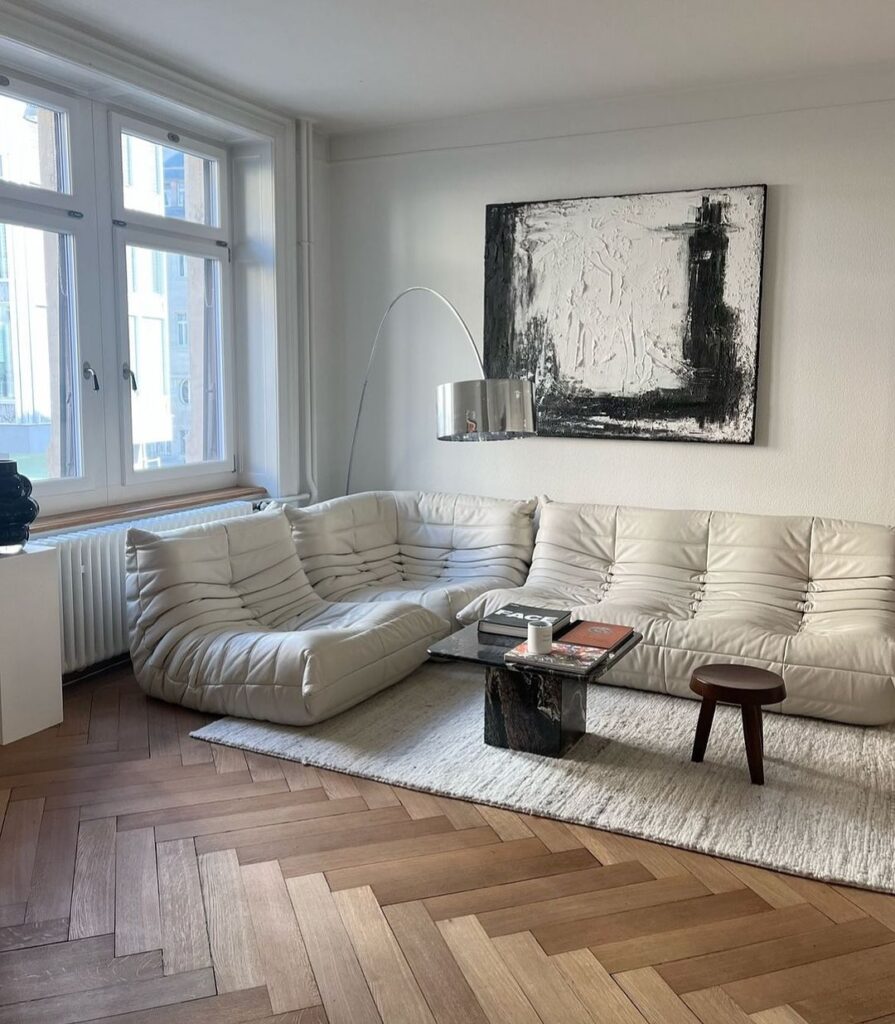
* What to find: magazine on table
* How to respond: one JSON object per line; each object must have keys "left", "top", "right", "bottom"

{"left": 504, "top": 640, "right": 609, "bottom": 676}
{"left": 561, "top": 620, "right": 634, "bottom": 650}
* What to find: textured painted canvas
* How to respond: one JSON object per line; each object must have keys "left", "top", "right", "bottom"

{"left": 484, "top": 184, "right": 766, "bottom": 442}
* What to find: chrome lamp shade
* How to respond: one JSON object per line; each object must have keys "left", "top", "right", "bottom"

{"left": 436, "top": 378, "right": 536, "bottom": 441}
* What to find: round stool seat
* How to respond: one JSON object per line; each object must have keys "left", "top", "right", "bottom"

{"left": 690, "top": 664, "right": 786, "bottom": 706}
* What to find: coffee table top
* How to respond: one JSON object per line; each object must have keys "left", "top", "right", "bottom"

{"left": 429, "top": 621, "right": 642, "bottom": 679}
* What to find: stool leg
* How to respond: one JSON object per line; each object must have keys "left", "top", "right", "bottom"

{"left": 741, "top": 704, "right": 765, "bottom": 785}
{"left": 691, "top": 698, "right": 716, "bottom": 763}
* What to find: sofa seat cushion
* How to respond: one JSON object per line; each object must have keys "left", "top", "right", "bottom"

{"left": 331, "top": 577, "right": 516, "bottom": 623}
{"left": 126, "top": 509, "right": 449, "bottom": 726}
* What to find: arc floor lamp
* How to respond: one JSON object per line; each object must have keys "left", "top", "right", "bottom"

{"left": 345, "top": 286, "right": 537, "bottom": 494}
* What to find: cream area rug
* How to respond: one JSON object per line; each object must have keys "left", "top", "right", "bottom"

{"left": 192, "top": 660, "right": 895, "bottom": 894}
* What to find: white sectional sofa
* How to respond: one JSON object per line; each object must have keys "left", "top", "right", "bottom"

{"left": 284, "top": 490, "right": 536, "bottom": 625}
{"left": 125, "top": 489, "right": 895, "bottom": 729}
{"left": 457, "top": 498, "right": 895, "bottom": 726}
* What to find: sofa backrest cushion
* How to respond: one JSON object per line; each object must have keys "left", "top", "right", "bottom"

{"left": 287, "top": 491, "right": 536, "bottom": 600}
{"left": 533, "top": 497, "right": 895, "bottom": 636}
{"left": 126, "top": 509, "right": 322, "bottom": 673}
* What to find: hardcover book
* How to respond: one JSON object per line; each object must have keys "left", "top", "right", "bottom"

{"left": 561, "top": 620, "right": 634, "bottom": 651}
{"left": 504, "top": 641, "right": 608, "bottom": 676}
{"left": 478, "top": 603, "right": 572, "bottom": 638}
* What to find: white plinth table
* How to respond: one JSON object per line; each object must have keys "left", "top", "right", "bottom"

{"left": 0, "top": 546, "right": 63, "bottom": 745}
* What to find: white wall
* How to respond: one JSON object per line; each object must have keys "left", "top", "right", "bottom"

{"left": 319, "top": 80, "right": 895, "bottom": 524}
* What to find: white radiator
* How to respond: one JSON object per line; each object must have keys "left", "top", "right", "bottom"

{"left": 38, "top": 500, "right": 256, "bottom": 674}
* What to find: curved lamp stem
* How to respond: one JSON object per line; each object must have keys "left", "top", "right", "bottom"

{"left": 346, "top": 286, "right": 486, "bottom": 494}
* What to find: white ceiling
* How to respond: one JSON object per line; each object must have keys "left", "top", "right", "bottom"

{"left": 26, "top": 0, "right": 895, "bottom": 133}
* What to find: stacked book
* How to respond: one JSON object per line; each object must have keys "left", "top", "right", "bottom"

{"left": 478, "top": 604, "right": 635, "bottom": 677}
{"left": 477, "top": 603, "right": 572, "bottom": 639}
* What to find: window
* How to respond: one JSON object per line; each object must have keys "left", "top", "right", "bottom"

{"left": 0, "top": 92, "right": 69, "bottom": 193}
{"left": 119, "top": 129, "right": 220, "bottom": 228}
{"left": 0, "top": 72, "right": 234, "bottom": 512}
{"left": 0, "top": 221, "right": 81, "bottom": 479}
{"left": 175, "top": 312, "right": 188, "bottom": 346}
{"left": 123, "top": 244, "right": 224, "bottom": 471}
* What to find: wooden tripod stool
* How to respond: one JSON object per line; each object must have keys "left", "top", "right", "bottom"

{"left": 689, "top": 664, "right": 786, "bottom": 785}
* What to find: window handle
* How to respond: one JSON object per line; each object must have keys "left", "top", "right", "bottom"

{"left": 82, "top": 362, "right": 100, "bottom": 391}
{"left": 122, "top": 364, "right": 138, "bottom": 392}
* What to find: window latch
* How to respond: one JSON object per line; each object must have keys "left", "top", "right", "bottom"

{"left": 82, "top": 362, "right": 100, "bottom": 391}
{"left": 122, "top": 364, "right": 138, "bottom": 392}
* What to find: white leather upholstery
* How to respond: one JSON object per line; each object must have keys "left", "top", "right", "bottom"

{"left": 285, "top": 491, "right": 536, "bottom": 625}
{"left": 458, "top": 498, "right": 895, "bottom": 726}
{"left": 126, "top": 509, "right": 448, "bottom": 726}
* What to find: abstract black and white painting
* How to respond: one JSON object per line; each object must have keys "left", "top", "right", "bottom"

{"left": 484, "top": 185, "right": 766, "bottom": 443}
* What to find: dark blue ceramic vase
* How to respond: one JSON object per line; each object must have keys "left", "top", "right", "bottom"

{"left": 0, "top": 461, "right": 39, "bottom": 554}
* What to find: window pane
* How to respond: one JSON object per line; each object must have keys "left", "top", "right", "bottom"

{"left": 120, "top": 133, "right": 219, "bottom": 227}
{"left": 0, "top": 222, "right": 81, "bottom": 479}
{"left": 125, "top": 245, "right": 224, "bottom": 471}
{"left": 0, "top": 94, "right": 68, "bottom": 193}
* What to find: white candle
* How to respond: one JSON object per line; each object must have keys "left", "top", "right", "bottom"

{"left": 527, "top": 621, "right": 553, "bottom": 655}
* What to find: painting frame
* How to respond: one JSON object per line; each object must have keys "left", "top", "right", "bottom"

{"left": 483, "top": 183, "right": 768, "bottom": 445}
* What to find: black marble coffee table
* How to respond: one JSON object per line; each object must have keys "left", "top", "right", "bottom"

{"left": 428, "top": 622, "right": 642, "bottom": 757}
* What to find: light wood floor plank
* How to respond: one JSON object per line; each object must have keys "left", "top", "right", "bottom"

{"left": 616, "top": 966, "right": 703, "bottom": 1024}
{"left": 682, "top": 986, "right": 754, "bottom": 1023}
{"left": 195, "top": 803, "right": 410, "bottom": 858}
{"left": 384, "top": 901, "right": 488, "bottom": 1024}
{"left": 722, "top": 864, "right": 805, "bottom": 909}
{"left": 154, "top": 790, "right": 355, "bottom": 843}
{"left": 0, "top": 917, "right": 69, "bottom": 952}
{"left": 281, "top": 823, "right": 500, "bottom": 878}
{"left": 0, "top": 966, "right": 215, "bottom": 1024}
{"left": 493, "top": 930, "right": 595, "bottom": 1024}
{"left": 115, "top": 827, "right": 161, "bottom": 957}
{"left": 658, "top": 915, "right": 895, "bottom": 995}
{"left": 242, "top": 860, "right": 319, "bottom": 1013}
{"left": 85, "top": 778, "right": 287, "bottom": 822}
{"left": 326, "top": 836, "right": 556, "bottom": 904}
{"left": 157, "top": 838, "right": 211, "bottom": 976}
{"left": 534, "top": 888, "right": 768, "bottom": 955}
{"left": 286, "top": 872, "right": 382, "bottom": 1024}
{"left": 592, "top": 904, "right": 828, "bottom": 974}
{"left": 197, "top": 848, "right": 264, "bottom": 993}
{"left": 0, "top": 797, "right": 44, "bottom": 905}
{"left": 474, "top": 805, "right": 535, "bottom": 841}
{"left": 438, "top": 915, "right": 541, "bottom": 1024}
{"left": 552, "top": 948, "right": 647, "bottom": 1024}
{"left": 424, "top": 858, "right": 646, "bottom": 922}
{"left": 0, "top": 934, "right": 161, "bottom": 1007}
{"left": 722, "top": 940, "right": 895, "bottom": 1014}
{"left": 25, "top": 806, "right": 79, "bottom": 922}
{"left": 69, "top": 817, "right": 116, "bottom": 940}
{"left": 334, "top": 885, "right": 435, "bottom": 1023}
{"left": 482, "top": 873, "right": 709, "bottom": 941}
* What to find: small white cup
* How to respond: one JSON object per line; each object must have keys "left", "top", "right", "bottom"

{"left": 527, "top": 621, "right": 553, "bottom": 655}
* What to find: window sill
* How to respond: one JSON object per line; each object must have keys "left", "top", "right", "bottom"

{"left": 31, "top": 485, "right": 267, "bottom": 535}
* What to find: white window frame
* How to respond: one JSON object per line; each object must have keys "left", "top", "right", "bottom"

{"left": 0, "top": 71, "right": 241, "bottom": 513}
{"left": 110, "top": 222, "right": 235, "bottom": 490}
{"left": 0, "top": 75, "right": 108, "bottom": 507}
{"left": 109, "top": 112, "right": 230, "bottom": 242}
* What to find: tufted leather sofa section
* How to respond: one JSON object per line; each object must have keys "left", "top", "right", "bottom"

{"left": 126, "top": 508, "right": 448, "bottom": 726}
{"left": 284, "top": 490, "right": 536, "bottom": 627}
{"left": 457, "top": 498, "right": 895, "bottom": 726}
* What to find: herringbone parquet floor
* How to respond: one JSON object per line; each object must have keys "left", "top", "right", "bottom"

{"left": 1, "top": 666, "right": 894, "bottom": 1023}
